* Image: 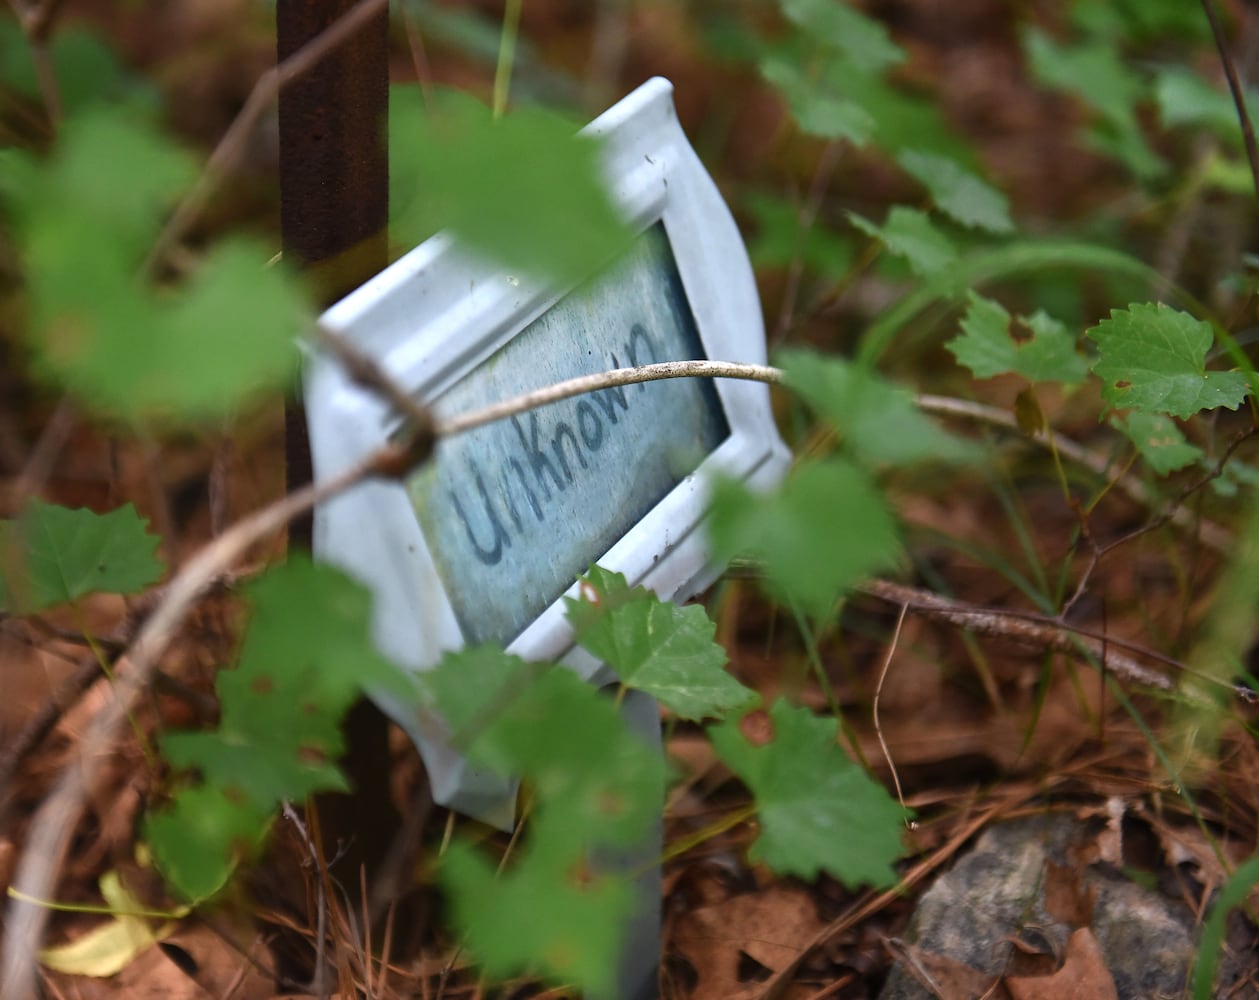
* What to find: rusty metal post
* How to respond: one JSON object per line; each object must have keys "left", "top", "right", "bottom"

{"left": 277, "top": 0, "right": 398, "bottom": 904}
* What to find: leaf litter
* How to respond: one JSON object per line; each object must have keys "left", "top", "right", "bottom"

{"left": 4, "top": 0, "right": 1259, "bottom": 998}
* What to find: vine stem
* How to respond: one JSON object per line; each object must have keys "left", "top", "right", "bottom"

{"left": 0, "top": 443, "right": 410, "bottom": 998}
{"left": 434, "top": 360, "right": 782, "bottom": 435}
{"left": 1200, "top": 0, "right": 1259, "bottom": 204}
{"left": 0, "top": 351, "right": 1245, "bottom": 993}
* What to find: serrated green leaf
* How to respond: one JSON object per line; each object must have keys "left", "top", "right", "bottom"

{"left": 0, "top": 501, "right": 163, "bottom": 613}
{"left": 1023, "top": 29, "right": 1164, "bottom": 179}
{"left": 779, "top": 0, "right": 904, "bottom": 75}
{"left": 149, "top": 559, "right": 419, "bottom": 898}
{"left": 760, "top": 56, "right": 876, "bottom": 146}
{"left": 441, "top": 839, "right": 632, "bottom": 996}
{"left": 847, "top": 206, "right": 956, "bottom": 276}
{"left": 1112, "top": 412, "right": 1203, "bottom": 475}
{"left": 145, "top": 786, "right": 273, "bottom": 902}
{"left": 1088, "top": 304, "right": 1251, "bottom": 417}
{"left": 707, "top": 459, "right": 900, "bottom": 619}
{"left": 160, "top": 730, "right": 348, "bottom": 805}
{"left": 424, "top": 648, "right": 665, "bottom": 847}
{"left": 948, "top": 293, "right": 1088, "bottom": 384}
{"left": 896, "top": 150, "right": 1014, "bottom": 234}
{"left": 1154, "top": 67, "right": 1253, "bottom": 138}
{"left": 9, "top": 110, "right": 309, "bottom": 420}
{"left": 391, "top": 87, "right": 631, "bottom": 285}
{"left": 779, "top": 349, "right": 971, "bottom": 466}
{"left": 565, "top": 566, "right": 756, "bottom": 721}
{"left": 710, "top": 700, "right": 906, "bottom": 885}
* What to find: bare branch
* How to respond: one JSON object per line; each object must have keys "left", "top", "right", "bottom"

{"left": 144, "top": 0, "right": 390, "bottom": 276}
{"left": 435, "top": 360, "right": 783, "bottom": 437}
{"left": 1200, "top": 0, "right": 1259, "bottom": 203}
{"left": 915, "top": 393, "right": 1233, "bottom": 554}
{"left": 859, "top": 577, "right": 1250, "bottom": 702}
{"left": 0, "top": 441, "right": 409, "bottom": 998}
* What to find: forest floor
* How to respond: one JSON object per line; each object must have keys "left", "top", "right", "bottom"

{"left": 3, "top": 1, "right": 1259, "bottom": 998}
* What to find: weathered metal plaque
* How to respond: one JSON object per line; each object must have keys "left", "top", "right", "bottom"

{"left": 306, "top": 77, "right": 788, "bottom": 815}
{"left": 408, "top": 225, "right": 729, "bottom": 646}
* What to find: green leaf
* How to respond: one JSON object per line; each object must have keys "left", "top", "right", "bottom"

{"left": 1087, "top": 304, "right": 1251, "bottom": 417}
{"left": 441, "top": 839, "right": 633, "bottom": 996}
{"left": 896, "top": 150, "right": 1014, "bottom": 234}
{"left": 565, "top": 566, "right": 757, "bottom": 721}
{"left": 424, "top": 648, "right": 666, "bottom": 847}
{"left": 779, "top": 0, "right": 904, "bottom": 74}
{"left": 707, "top": 459, "right": 900, "bottom": 619}
{"left": 1024, "top": 29, "right": 1141, "bottom": 133}
{"left": 779, "top": 349, "right": 971, "bottom": 466}
{"left": 709, "top": 700, "right": 906, "bottom": 885}
{"left": 148, "top": 559, "right": 419, "bottom": 898}
{"left": 145, "top": 787, "right": 272, "bottom": 902}
{"left": 1192, "top": 855, "right": 1259, "bottom": 1000}
{"left": 1154, "top": 67, "right": 1252, "bottom": 138}
{"left": 160, "top": 730, "right": 348, "bottom": 805}
{"left": 1112, "top": 412, "right": 1203, "bottom": 475}
{"left": 390, "top": 87, "right": 631, "bottom": 285}
{"left": 948, "top": 293, "right": 1088, "bottom": 384}
{"left": 760, "top": 56, "right": 875, "bottom": 146}
{"left": 847, "top": 206, "right": 956, "bottom": 276}
{"left": 9, "top": 110, "right": 309, "bottom": 420}
{"left": 1023, "top": 29, "right": 1164, "bottom": 179}
{"left": 0, "top": 501, "right": 163, "bottom": 613}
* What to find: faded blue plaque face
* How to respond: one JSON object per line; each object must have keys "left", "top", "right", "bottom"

{"left": 406, "top": 224, "right": 730, "bottom": 645}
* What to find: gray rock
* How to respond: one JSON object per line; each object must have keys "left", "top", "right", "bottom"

{"left": 878, "top": 814, "right": 1204, "bottom": 1000}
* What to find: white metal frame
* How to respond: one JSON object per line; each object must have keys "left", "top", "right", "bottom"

{"left": 305, "top": 77, "right": 789, "bottom": 823}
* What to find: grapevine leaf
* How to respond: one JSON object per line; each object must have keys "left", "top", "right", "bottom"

{"left": 1087, "top": 304, "right": 1250, "bottom": 417}
{"left": 424, "top": 648, "right": 666, "bottom": 847}
{"left": 8, "top": 110, "right": 309, "bottom": 420}
{"left": 847, "top": 206, "right": 957, "bottom": 276}
{"left": 779, "top": 350, "right": 971, "bottom": 466}
{"left": 148, "top": 559, "right": 419, "bottom": 898}
{"left": 441, "top": 839, "right": 632, "bottom": 996}
{"left": 145, "top": 786, "right": 273, "bottom": 902}
{"left": 896, "top": 150, "right": 1014, "bottom": 234}
{"left": 707, "top": 459, "right": 901, "bottom": 619}
{"left": 760, "top": 56, "right": 875, "bottom": 145}
{"left": 1023, "top": 29, "right": 1164, "bottom": 179}
{"left": 0, "top": 501, "right": 163, "bottom": 613}
{"left": 1113, "top": 412, "right": 1203, "bottom": 475}
{"left": 565, "top": 566, "right": 757, "bottom": 721}
{"left": 948, "top": 293, "right": 1088, "bottom": 384}
{"left": 391, "top": 87, "right": 630, "bottom": 284}
{"left": 1155, "top": 67, "right": 1254, "bottom": 139}
{"left": 709, "top": 700, "right": 906, "bottom": 885}
{"left": 160, "top": 730, "right": 348, "bottom": 805}
{"left": 779, "top": 0, "right": 904, "bottom": 74}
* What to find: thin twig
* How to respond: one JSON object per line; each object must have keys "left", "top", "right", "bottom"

{"left": 435, "top": 360, "right": 783, "bottom": 437}
{"left": 915, "top": 393, "right": 1233, "bottom": 554}
{"left": 872, "top": 603, "right": 911, "bottom": 825}
{"left": 772, "top": 141, "right": 845, "bottom": 344}
{"left": 858, "top": 578, "right": 1256, "bottom": 702}
{"left": 1201, "top": 0, "right": 1259, "bottom": 203}
{"left": 143, "top": 0, "right": 390, "bottom": 276}
{"left": 312, "top": 323, "right": 436, "bottom": 437}
{"left": 0, "top": 441, "right": 420, "bottom": 999}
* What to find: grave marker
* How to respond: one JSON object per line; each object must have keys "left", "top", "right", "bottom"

{"left": 305, "top": 77, "right": 788, "bottom": 997}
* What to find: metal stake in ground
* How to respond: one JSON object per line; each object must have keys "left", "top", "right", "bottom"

{"left": 276, "top": 0, "right": 397, "bottom": 921}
